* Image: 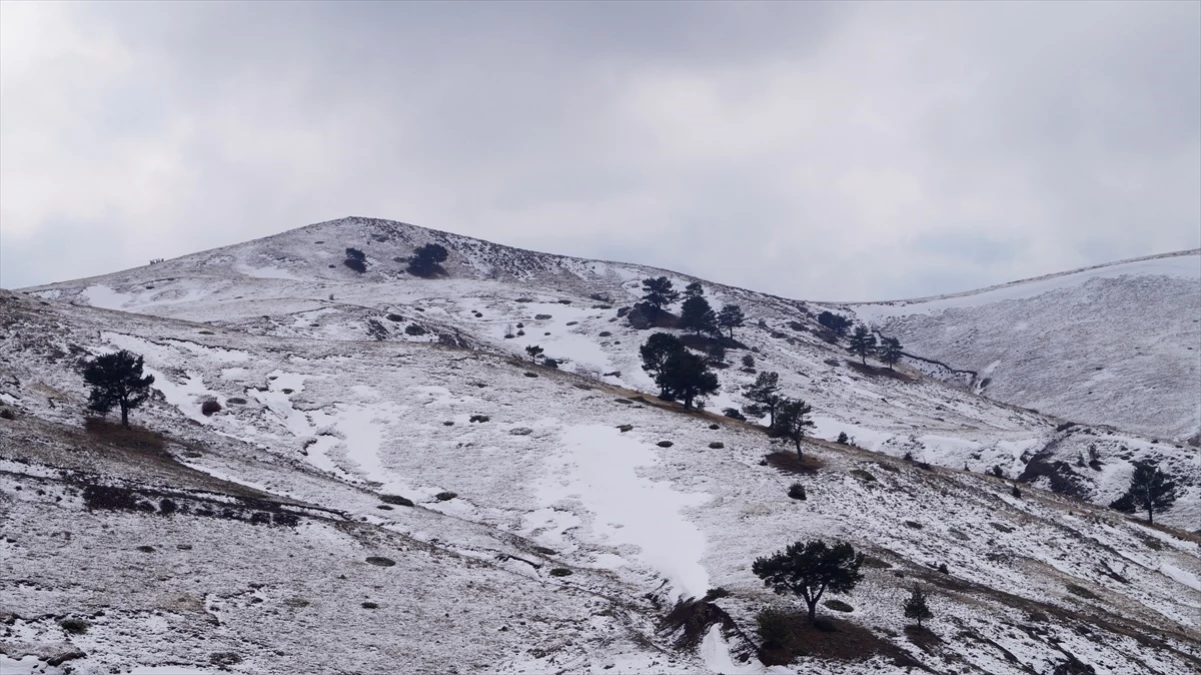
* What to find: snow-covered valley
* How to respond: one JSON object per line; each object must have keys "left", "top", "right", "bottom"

{"left": 3, "top": 217, "right": 1199, "bottom": 673}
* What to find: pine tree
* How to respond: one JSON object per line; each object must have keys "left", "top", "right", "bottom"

{"left": 879, "top": 337, "right": 903, "bottom": 370}
{"left": 684, "top": 281, "right": 705, "bottom": 298}
{"left": 752, "top": 540, "right": 864, "bottom": 625}
{"left": 82, "top": 350, "right": 156, "bottom": 428}
{"left": 525, "top": 345, "right": 544, "bottom": 363}
{"left": 848, "top": 325, "right": 877, "bottom": 365}
{"left": 657, "top": 350, "right": 719, "bottom": 410}
{"left": 679, "top": 296, "right": 718, "bottom": 335}
{"left": 408, "top": 243, "right": 449, "bottom": 277}
{"left": 903, "top": 585, "right": 933, "bottom": 628}
{"left": 817, "top": 311, "right": 852, "bottom": 338}
{"left": 717, "top": 304, "right": 746, "bottom": 339}
{"left": 773, "top": 397, "right": 815, "bottom": 460}
{"left": 741, "top": 371, "right": 782, "bottom": 427}
{"left": 640, "top": 333, "right": 685, "bottom": 398}
{"left": 1109, "top": 461, "right": 1179, "bottom": 525}
{"left": 640, "top": 277, "right": 680, "bottom": 315}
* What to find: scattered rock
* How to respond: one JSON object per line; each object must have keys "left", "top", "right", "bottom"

{"left": 365, "top": 556, "right": 396, "bottom": 567}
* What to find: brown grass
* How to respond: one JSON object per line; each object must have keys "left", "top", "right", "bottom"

{"left": 84, "top": 417, "right": 167, "bottom": 453}
{"left": 846, "top": 360, "right": 914, "bottom": 381}
{"left": 765, "top": 450, "right": 826, "bottom": 475}
{"left": 758, "top": 611, "right": 927, "bottom": 668}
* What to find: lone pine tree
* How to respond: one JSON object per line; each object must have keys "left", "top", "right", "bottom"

{"left": 903, "top": 585, "right": 933, "bottom": 628}
{"left": 773, "top": 398, "right": 816, "bottom": 460}
{"left": 1109, "top": 461, "right": 1179, "bottom": 525}
{"left": 82, "top": 350, "right": 156, "bottom": 428}
{"left": 752, "top": 540, "right": 864, "bottom": 625}
{"left": 657, "top": 349, "right": 719, "bottom": 410}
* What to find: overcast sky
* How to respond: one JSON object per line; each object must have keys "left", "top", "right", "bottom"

{"left": 2, "top": 1, "right": 1198, "bottom": 300}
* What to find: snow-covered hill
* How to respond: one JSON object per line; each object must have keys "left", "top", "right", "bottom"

{"left": 5, "top": 217, "right": 1200, "bottom": 674}
{"left": 849, "top": 251, "right": 1201, "bottom": 443}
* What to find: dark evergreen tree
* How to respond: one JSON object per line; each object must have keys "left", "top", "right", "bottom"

{"left": 640, "top": 277, "right": 680, "bottom": 315}
{"left": 684, "top": 281, "right": 705, "bottom": 298}
{"left": 847, "top": 325, "right": 877, "bottom": 365}
{"left": 679, "top": 295, "right": 718, "bottom": 335}
{"left": 879, "top": 337, "right": 903, "bottom": 370}
{"left": 344, "top": 247, "right": 368, "bottom": 273}
{"left": 1109, "top": 461, "right": 1179, "bottom": 525}
{"left": 657, "top": 350, "right": 719, "bottom": 410}
{"left": 640, "top": 333, "right": 685, "bottom": 398}
{"left": 817, "top": 311, "right": 852, "bottom": 337}
{"left": 707, "top": 341, "right": 726, "bottom": 365}
{"left": 525, "top": 345, "right": 544, "bottom": 363}
{"left": 408, "top": 243, "right": 449, "bottom": 277}
{"left": 82, "top": 350, "right": 156, "bottom": 428}
{"left": 741, "top": 371, "right": 782, "bottom": 427}
{"left": 773, "top": 398, "right": 815, "bottom": 460}
{"left": 741, "top": 353, "right": 755, "bottom": 369}
{"left": 752, "top": 540, "right": 864, "bottom": 625}
{"left": 903, "top": 585, "right": 933, "bottom": 628}
{"left": 717, "top": 304, "right": 746, "bottom": 339}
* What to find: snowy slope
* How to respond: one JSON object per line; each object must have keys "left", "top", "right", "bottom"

{"left": 848, "top": 250, "right": 1201, "bottom": 442}
{"left": 6, "top": 218, "right": 1201, "bottom": 672}
{"left": 1, "top": 290, "right": 1199, "bottom": 674}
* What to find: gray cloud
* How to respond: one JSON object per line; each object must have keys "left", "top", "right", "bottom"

{"left": 2, "top": 1, "right": 1197, "bottom": 299}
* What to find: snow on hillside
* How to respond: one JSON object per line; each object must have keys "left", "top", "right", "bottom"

{"left": 7, "top": 218, "right": 1201, "bottom": 672}
{"left": 2, "top": 290, "right": 1200, "bottom": 674}
{"left": 848, "top": 250, "right": 1201, "bottom": 442}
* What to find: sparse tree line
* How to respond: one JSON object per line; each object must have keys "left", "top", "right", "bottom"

{"left": 343, "top": 242, "right": 449, "bottom": 277}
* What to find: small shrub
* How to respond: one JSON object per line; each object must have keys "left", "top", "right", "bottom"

{"left": 60, "top": 618, "right": 90, "bottom": 634}
{"left": 535, "top": 314, "right": 553, "bottom": 320}
{"left": 1066, "top": 584, "right": 1097, "bottom": 600}
{"left": 709, "top": 442, "right": 724, "bottom": 449}
{"left": 386, "top": 313, "right": 403, "bottom": 322}
{"left": 227, "top": 397, "right": 247, "bottom": 405}
{"left": 788, "top": 483, "right": 807, "bottom": 500}
{"left": 599, "top": 331, "right": 612, "bottom": 337}
{"left": 361, "top": 602, "right": 379, "bottom": 609}
{"left": 722, "top": 407, "right": 747, "bottom": 421}
{"left": 657, "top": 441, "right": 674, "bottom": 448}
{"left": 1011, "top": 486, "right": 1022, "bottom": 499}
{"left": 990, "top": 465, "right": 1005, "bottom": 478}
{"left": 549, "top": 568, "right": 573, "bottom": 577}
{"left": 543, "top": 358, "right": 559, "bottom": 369}
{"left": 380, "top": 494, "right": 414, "bottom": 507}
{"left": 702, "top": 587, "right": 731, "bottom": 602}
{"left": 850, "top": 469, "right": 877, "bottom": 482}
{"left": 469, "top": 415, "right": 490, "bottom": 423}
{"left": 904, "top": 520, "right": 923, "bottom": 529}
{"left": 617, "top": 424, "right": 633, "bottom": 432}
{"left": 201, "top": 399, "right": 222, "bottom": 416}
{"left": 837, "top": 431, "right": 848, "bottom": 444}
{"left": 405, "top": 324, "right": 427, "bottom": 336}
{"left": 435, "top": 491, "right": 457, "bottom": 501}
{"left": 708, "top": 424, "right": 719, "bottom": 430}
{"left": 443, "top": 420, "right": 454, "bottom": 426}
{"left": 756, "top": 608, "right": 793, "bottom": 647}
{"left": 823, "top": 599, "right": 853, "bottom": 613}
{"left": 210, "top": 652, "right": 243, "bottom": 666}
{"left": 937, "top": 563, "right": 948, "bottom": 574}
{"left": 903, "top": 451, "right": 914, "bottom": 462}
{"left": 365, "top": 556, "right": 396, "bottom": 567}
{"left": 524, "top": 372, "right": 538, "bottom": 378}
